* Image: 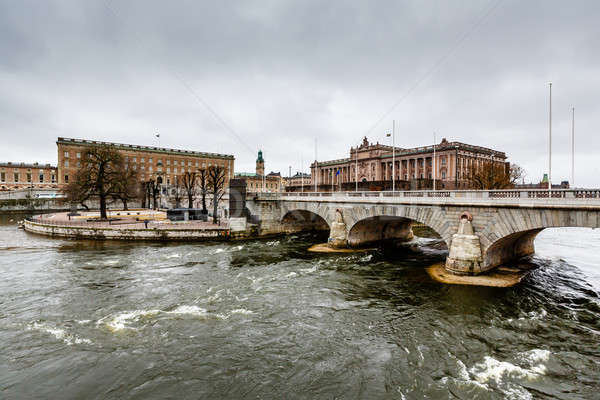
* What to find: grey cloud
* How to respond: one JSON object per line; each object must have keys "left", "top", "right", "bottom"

{"left": 0, "top": 0, "right": 598, "bottom": 186}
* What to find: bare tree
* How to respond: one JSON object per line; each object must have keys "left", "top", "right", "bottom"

{"left": 63, "top": 145, "right": 126, "bottom": 219}
{"left": 468, "top": 162, "right": 525, "bottom": 189}
{"left": 171, "top": 175, "right": 184, "bottom": 208}
{"left": 206, "top": 165, "right": 226, "bottom": 224}
{"left": 112, "top": 165, "right": 140, "bottom": 210}
{"left": 197, "top": 168, "right": 208, "bottom": 213}
{"left": 181, "top": 171, "right": 198, "bottom": 208}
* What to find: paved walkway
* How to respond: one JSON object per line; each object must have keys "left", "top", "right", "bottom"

{"left": 31, "top": 211, "right": 228, "bottom": 230}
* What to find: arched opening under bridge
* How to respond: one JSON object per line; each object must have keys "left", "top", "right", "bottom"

{"left": 347, "top": 215, "right": 446, "bottom": 248}
{"left": 281, "top": 210, "right": 329, "bottom": 234}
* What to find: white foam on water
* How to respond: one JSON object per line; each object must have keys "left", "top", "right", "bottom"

{"left": 360, "top": 254, "right": 373, "bottom": 262}
{"left": 265, "top": 240, "right": 280, "bottom": 246}
{"left": 300, "top": 265, "right": 318, "bottom": 274}
{"left": 76, "top": 319, "right": 91, "bottom": 324}
{"left": 99, "top": 309, "right": 161, "bottom": 331}
{"left": 520, "top": 308, "right": 548, "bottom": 321}
{"left": 286, "top": 272, "right": 298, "bottom": 278}
{"left": 166, "top": 253, "right": 181, "bottom": 258}
{"left": 166, "top": 305, "right": 209, "bottom": 317}
{"left": 235, "top": 245, "right": 244, "bottom": 251}
{"left": 229, "top": 308, "right": 253, "bottom": 315}
{"left": 213, "top": 248, "right": 225, "bottom": 254}
{"left": 27, "top": 322, "right": 92, "bottom": 345}
{"left": 466, "top": 353, "right": 548, "bottom": 399}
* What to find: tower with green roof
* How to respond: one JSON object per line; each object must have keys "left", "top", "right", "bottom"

{"left": 256, "top": 150, "right": 265, "bottom": 176}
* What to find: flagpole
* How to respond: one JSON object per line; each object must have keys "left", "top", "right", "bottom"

{"left": 392, "top": 120, "right": 395, "bottom": 192}
{"left": 433, "top": 132, "right": 436, "bottom": 191}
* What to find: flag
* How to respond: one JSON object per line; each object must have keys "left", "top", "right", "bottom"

{"left": 156, "top": 134, "right": 160, "bottom": 138}
{"left": 335, "top": 169, "right": 340, "bottom": 176}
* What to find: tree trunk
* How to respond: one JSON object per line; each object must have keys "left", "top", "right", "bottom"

{"left": 122, "top": 199, "right": 128, "bottom": 210}
{"left": 212, "top": 192, "right": 218, "bottom": 224}
{"left": 188, "top": 195, "right": 193, "bottom": 209}
{"left": 100, "top": 194, "right": 107, "bottom": 219}
{"left": 202, "top": 192, "right": 207, "bottom": 212}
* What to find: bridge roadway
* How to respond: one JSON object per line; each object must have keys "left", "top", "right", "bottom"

{"left": 245, "top": 189, "right": 600, "bottom": 275}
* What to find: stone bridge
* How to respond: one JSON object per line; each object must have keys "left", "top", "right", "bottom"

{"left": 244, "top": 189, "right": 600, "bottom": 275}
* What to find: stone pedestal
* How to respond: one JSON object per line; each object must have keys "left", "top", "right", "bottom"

{"left": 445, "top": 213, "right": 483, "bottom": 275}
{"left": 328, "top": 209, "right": 347, "bottom": 248}
{"left": 229, "top": 217, "right": 247, "bottom": 232}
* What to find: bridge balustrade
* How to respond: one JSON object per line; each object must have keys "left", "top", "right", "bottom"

{"left": 259, "top": 189, "right": 600, "bottom": 204}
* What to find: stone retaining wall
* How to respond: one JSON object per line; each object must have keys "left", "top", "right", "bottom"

{"left": 24, "top": 219, "right": 230, "bottom": 241}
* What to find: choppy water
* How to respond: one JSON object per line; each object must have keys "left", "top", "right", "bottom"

{"left": 1, "top": 213, "right": 599, "bottom": 399}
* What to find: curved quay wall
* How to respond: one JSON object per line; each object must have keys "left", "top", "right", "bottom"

{"left": 23, "top": 219, "right": 230, "bottom": 241}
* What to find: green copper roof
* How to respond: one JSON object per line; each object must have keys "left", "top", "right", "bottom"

{"left": 257, "top": 150, "right": 264, "bottom": 163}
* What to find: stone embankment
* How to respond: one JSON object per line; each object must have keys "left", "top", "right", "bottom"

{"left": 23, "top": 212, "right": 230, "bottom": 241}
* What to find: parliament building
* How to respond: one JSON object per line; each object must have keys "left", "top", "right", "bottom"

{"left": 310, "top": 137, "right": 508, "bottom": 191}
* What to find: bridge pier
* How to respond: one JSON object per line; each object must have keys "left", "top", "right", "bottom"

{"left": 445, "top": 212, "right": 484, "bottom": 275}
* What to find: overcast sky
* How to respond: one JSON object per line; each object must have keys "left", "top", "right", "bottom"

{"left": 1, "top": 0, "right": 598, "bottom": 186}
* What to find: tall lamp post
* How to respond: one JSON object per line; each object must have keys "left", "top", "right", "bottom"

{"left": 548, "top": 82, "right": 552, "bottom": 193}
{"left": 433, "top": 132, "right": 436, "bottom": 191}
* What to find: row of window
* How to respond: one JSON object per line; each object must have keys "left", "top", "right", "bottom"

{"left": 0, "top": 172, "right": 56, "bottom": 183}
{"left": 63, "top": 151, "right": 229, "bottom": 168}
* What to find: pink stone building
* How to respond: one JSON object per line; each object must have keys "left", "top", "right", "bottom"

{"left": 310, "top": 137, "right": 507, "bottom": 191}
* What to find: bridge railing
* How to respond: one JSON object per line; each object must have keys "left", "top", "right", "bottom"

{"left": 250, "top": 189, "right": 600, "bottom": 202}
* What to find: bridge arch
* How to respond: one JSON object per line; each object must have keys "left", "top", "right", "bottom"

{"left": 279, "top": 202, "right": 332, "bottom": 234}
{"left": 480, "top": 208, "right": 600, "bottom": 270}
{"left": 344, "top": 205, "right": 450, "bottom": 248}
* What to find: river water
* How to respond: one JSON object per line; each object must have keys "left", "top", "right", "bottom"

{"left": 1, "top": 214, "right": 599, "bottom": 399}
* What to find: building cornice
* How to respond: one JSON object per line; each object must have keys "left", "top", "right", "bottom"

{"left": 56, "top": 137, "right": 235, "bottom": 160}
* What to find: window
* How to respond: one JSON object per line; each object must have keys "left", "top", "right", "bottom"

{"left": 441, "top": 158, "right": 446, "bottom": 166}
{"left": 167, "top": 159, "right": 170, "bottom": 165}
{"left": 76, "top": 152, "right": 81, "bottom": 158}
{"left": 174, "top": 160, "right": 178, "bottom": 165}
{"left": 167, "top": 167, "right": 171, "bottom": 173}
{"left": 442, "top": 171, "right": 446, "bottom": 179}
{"left": 64, "top": 160, "right": 69, "bottom": 167}
{"left": 51, "top": 174, "right": 56, "bottom": 183}
{"left": 64, "top": 175, "right": 69, "bottom": 183}
{"left": 141, "top": 158, "right": 145, "bottom": 163}
{"left": 27, "top": 173, "right": 32, "bottom": 182}
{"left": 77, "top": 162, "right": 81, "bottom": 167}
{"left": 188, "top": 161, "right": 192, "bottom": 166}
{"left": 39, "top": 173, "right": 44, "bottom": 182}
{"left": 195, "top": 161, "right": 199, "bottom": 167}
{"left": 64, "top": 151, "right": 69, "bottom": 158}
{"left": 14, "top": 173, "right": 19, "bottom": 182}
{"left": 0, "top": 172, "right": 5, "bottom": 182}
{"left": 149, "top": 158, "right": 153, "bottom": 163}
{"left": 133, "top": 157, "right": 137, "bottom": 162}
{"left": 149, "top": 166, "right": 153, "bottom": 172}
{"left": 174, "top": 168, "right": 177, "bottom": 174}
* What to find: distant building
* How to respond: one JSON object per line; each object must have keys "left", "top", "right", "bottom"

{"left": 235, "top": 150, "right": 282, "bottom": 192}
{"left": 311, "top": 137, "right": 508, "bottom": 191}
{"left": 56, "top": 137, "right": 235, "bottom": 188}
{"left": 284, "top": 172, "right": 311, "bottom": 192}
{"left": 0, "top": 162, "right": 57, "bottom": 191}
{"left": 515, "top": 174, "right": 570, "bottom": 190}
